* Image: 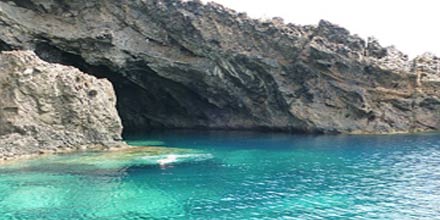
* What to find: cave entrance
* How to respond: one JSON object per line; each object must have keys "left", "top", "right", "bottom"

{"left": 34, "top": 43, "right": 148, "bottom": 136}
{"left": 34, "top": 43, "right": 212, "bottom": 137}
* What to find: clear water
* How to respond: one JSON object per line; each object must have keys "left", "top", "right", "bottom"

{"left": 1, "top": 131, "right": 440, "bottom": 220}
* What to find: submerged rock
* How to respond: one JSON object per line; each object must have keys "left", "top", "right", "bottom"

{"left": 0, "top": 0, "right": 439, "bottom": 134}
{"left": 0, "top": 146, "right": 213, "bottom": 170}
{"left": 0, "top": 50, "right": 124, "bottom": 160}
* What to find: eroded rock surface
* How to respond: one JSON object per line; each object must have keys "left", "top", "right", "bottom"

{"left": 0, "top": 50, "right": 124, "bottom": 160}
{"left": 0, "top": 0, "right": 439, "bottom": 134}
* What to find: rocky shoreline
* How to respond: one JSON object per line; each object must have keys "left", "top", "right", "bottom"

{"left": 0, "top": 0, "right": 439, "bottom": 159}
{"left": 0, "top": 0, "right": 437, "bottom": 134}
{"left": 0, "top": 144, "right": 133, "bottom": 163}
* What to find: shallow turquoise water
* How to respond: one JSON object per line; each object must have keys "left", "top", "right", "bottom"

{"left": 1, "top": 131, "right": 440, "bottom": 219}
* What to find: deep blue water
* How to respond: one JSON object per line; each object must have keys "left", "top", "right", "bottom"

{"left": 0, "top": 131, "right": 440, "bottom": 219}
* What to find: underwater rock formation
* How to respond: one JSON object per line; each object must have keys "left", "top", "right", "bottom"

{"left": 0, "top": 50, "right": 124, "bottom": 160}
{"left": 0, "top": 0, "right": 438, "bottom": 134}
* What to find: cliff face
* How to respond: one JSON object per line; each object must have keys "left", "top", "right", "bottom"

{"left": 0, "top": 50, "right": 124, "bottom": 160}
{"left": 0, "top": 0, "right": 438, "bottom": 134}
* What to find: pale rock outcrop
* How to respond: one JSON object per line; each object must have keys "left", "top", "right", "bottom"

{"left": 0, "top": 50, "right": 124, "bottom": 160}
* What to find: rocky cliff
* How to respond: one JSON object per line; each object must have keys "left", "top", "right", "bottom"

{"left": 0, "top": 0, "right": 439, "bottom": 134}
{"left": 0, "top": 50, "right": 124, "bottom": 160}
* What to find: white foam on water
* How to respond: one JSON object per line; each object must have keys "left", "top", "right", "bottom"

{"left": 141, "top": 153, "right": 214, "bottom": 165}
{"left": 157, "top": 154, "right": 178, "bottom": 165}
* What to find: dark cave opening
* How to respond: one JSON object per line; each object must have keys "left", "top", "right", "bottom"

{"left": 33, "top": 42, "right": 312, "bottom": 137}
{"left": 34, "top": 43, "right": 167, "bottom": 136}
{"left": 33, "top": 42, "right": 218, "bottom": 137}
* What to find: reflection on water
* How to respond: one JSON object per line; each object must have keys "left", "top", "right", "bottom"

{"left": 0, "top": 131, "right": 440, "bottom": 219}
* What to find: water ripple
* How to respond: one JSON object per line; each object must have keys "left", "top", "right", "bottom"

{"left": 1, "top": 132, "right": 440, "bottom": 219}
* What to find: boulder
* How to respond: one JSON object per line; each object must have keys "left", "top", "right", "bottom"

{"left": 0, "top": 50, "right": 124, "bottom": 160}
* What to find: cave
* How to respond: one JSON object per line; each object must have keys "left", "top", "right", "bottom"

{"left": 33, "top": 42, "right": 221, "bottom": 137}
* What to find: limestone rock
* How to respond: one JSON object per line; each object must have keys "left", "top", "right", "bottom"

{"left": 0, "top": 50, "right": 124, "bottom": 160}
{"left": 0, "top": 0, "right": 438, "bottom": 134}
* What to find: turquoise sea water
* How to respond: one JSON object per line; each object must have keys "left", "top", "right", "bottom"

{"left": 0, "top": 131, "right": 440, "bottom": 219}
